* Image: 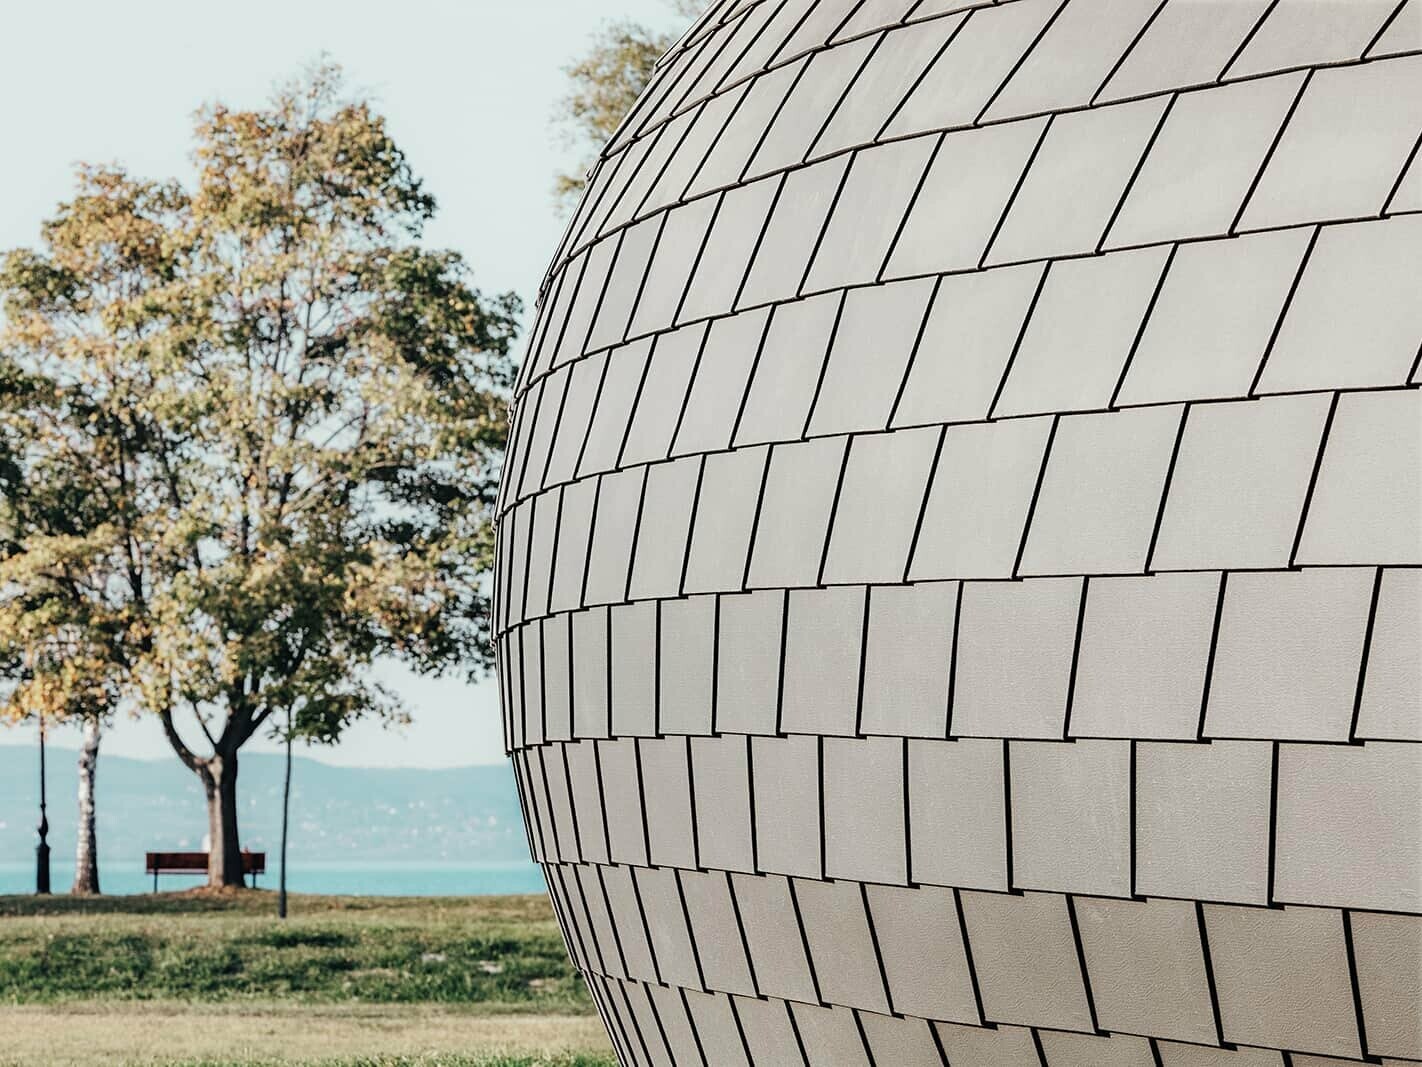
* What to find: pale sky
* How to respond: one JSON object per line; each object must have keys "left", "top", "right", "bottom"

{"left": 0, "top": 0, "right": 690, "bottom": 768}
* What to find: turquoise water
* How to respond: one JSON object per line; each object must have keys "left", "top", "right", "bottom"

{"left": 0, "top": 860, "right": 545, "bottom": 897}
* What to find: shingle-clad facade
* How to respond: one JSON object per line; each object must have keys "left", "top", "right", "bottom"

{"left": 495, "top": 1, "right": 1422, "bottom": 1062}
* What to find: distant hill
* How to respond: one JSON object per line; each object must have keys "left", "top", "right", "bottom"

{"left": 0, "top": 748, "right": 531, "bottom": 865}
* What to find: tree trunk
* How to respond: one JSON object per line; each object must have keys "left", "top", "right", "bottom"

{"left": 199, "top": 754, "right": 245, "bottom": 888}
{"left": 71, "top": 716, "right": 101, "bottom": 895}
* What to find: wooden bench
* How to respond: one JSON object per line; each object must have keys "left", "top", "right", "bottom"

{"left": 145, "top": 850, "right": 266, "bottom": 891}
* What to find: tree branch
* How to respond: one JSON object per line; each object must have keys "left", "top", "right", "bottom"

{"left": 159, "top": 704, "right": 203, "bottom": 773}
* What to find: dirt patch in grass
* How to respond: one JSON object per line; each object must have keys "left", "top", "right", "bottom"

{"left": 0, "top": 1002, "right": 614, "bottom": 1066}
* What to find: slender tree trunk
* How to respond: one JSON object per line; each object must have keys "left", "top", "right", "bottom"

{"left": 279, "top": 719, "right": 292, "bottom": 919}
{"left": 71, "top": 716, "right": 101, "bottom": 895}
{"left": 199, "top": 753, "right": 245, "bottom": 888}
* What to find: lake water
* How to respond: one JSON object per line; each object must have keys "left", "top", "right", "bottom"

{"left": 0, "top": 860, "right": 546, "bottom": 897}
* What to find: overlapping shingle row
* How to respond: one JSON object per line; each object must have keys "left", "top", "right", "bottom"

{"left": 497, "top": 0, "right": 1422, "bottom": 1062}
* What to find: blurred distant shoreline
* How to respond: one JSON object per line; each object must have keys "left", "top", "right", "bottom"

{"left": 0, "top": 749, "right": 531, "bottom": 885}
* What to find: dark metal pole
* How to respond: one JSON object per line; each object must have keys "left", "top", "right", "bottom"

{"left": 36, "top": 707, "right": 50, "bottom": 895}
{"left": 278, "top": 710, "right": 292, "bottom": 919}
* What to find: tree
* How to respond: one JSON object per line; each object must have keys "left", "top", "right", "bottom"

{"left": 0, "top": 336, "right": 132, "bottom": 895}
{"left": 552, "top": 1, "right": 707, "bottom": 210}
{"left": 0, "top": 63, "right": 520, "bottom": 887}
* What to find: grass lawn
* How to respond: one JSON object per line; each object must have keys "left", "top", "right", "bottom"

{"left": 0, "top": 891, "right": 615, "bottom": 1067}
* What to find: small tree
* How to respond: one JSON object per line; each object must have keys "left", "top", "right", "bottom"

{"left": 0, "top": 63, "right": 519, "bottom": 887}
{"left": 0, "top": 332, "right": 133, "bottom": 896}
{"left": 552, "top": 2, "right": 706, "bottom": 210}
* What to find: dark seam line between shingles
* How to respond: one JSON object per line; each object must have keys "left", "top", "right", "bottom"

{"left": 852, "top": 586, "right": 874, "bottom": 737}
{"left": 737, "top": 51, "right": 820, "bottom": 187}
{"left": 1110, "top": 243, "right": 1180, "bottom": 409}
{"left": 1196, "top": 570, "right": 1230, "bottom": 740}
{"left": 796, "top": 151, "right": 861, "bottom": 297}
{"left": 1265, "top": 740, "right": 1281, "bottom": 906}
{"left": 615, "top": 333, "right": 662, "bottom": 472}
{"left": 1030, "top": 1025, "right": 1049, "bottom": 1066}
{"left": 1229, "top": 66, "right": 1314, "bottom": 233}
{"left": 1098, "top": 91, "right": 1179, "bottom": 253}
{"left": 1061, "top": 576, "right": 1091, "bottom": 740}
{"left": 1382, "top": 124, "right": 1422, "bottom": 216}
{"left": 859, "top": 879, "right": 898, "bottom": 1021}
{"left": 640, "top": 970, "right": 679, "bottom": 1061}
{"left": 772, "top": 589, "right": 791, "bottom": 736}
{"left": 902, "top": 422, "right": 950, "bottom": 584}
{"left": 1010, "top": 412, "right": 1061, "bottom": 577}
{"left": 801, "top": 288, "right": 853, "bottom": 437}
{"left": 954, "top": 885, "right": 990, "bottom": 1026}
{"left": 1002, "top": 738, "right": 1015, "bottom": 891}
{"left": 739, "top": 443, "right": 776, "bottom": 592}
{"left": 1365, "top": 0, "right": 1412, "bottom": 57}
{"left": 1247, "top": 223, "right": 1323, "bottom": 397}
{"left": 727, "top": 306, "right": 780, "bottom": 447}
{"left": 876, "top": 6, "right": 977, "bottom": 142}
{"left": 1090, "top": 0, "right": 1171, "bottom": 106}
{"left": 1196, "top": 899, "right": 1228, "bottom": 1047}
{"left": 619, "top": 466, "right": 654, "bottom": 605}
{"left": 671, "top": 866, "right": 709, "bottom": 993}
{"left": 652, "top": 602, "right": 663, "bottom": 737}
{"left": 974, "top": 0, "right": 1072, "bottom": 125}
{"left": 877, "top": 130, "right": 950, "bottom": 282}
{"left": 1143, "top": 401, "right": 1192, "bottom": 572}
{"left": 670, "top": 196, "right": 726, "bottom": 327}
{"left": 724, "top": 994, "right": 759, "bottom": 1065}
{"left": 1342, "top": 908, "right": 1375, "bottom": 1060}
{"left": 675, "top": 984, "right": 712, "bottom": 1067}
{"left": 978, "top": 113, "right": 1056, "bottom": 270}
{"left": 802, "top": 26, "right": 891, "bottom": 166}
{"left": 730, "top": 171, "right": 791, "bottom": 313}
{"left": 786, "top": 875, "right": 827, "bottom": 1005}
{"left": 1287, "top": 389, "right": 1341, "bottom": 567}
{"left": 814, "top": 435, "right": 856, "bottom": 586}
{"left": 632, "top": 740, "right": 654, "bottom": 876}
{"left": 1064, "top": 893, "right": 1103, "bottom": 1033}
{"left": 666, "top": 320, "right": 715, "bottom": 454}
{"left": 986, "top": 257, "right": 1053, "bottom": 420}
{"left": 1218, "top": 0, "right": 1283, "bottom": 82}
{"left": 885, "top": 274, "right": 947, "bottom": 428}
{"left": 944, "top": 579, "right": 965, "bottom": 738}
{"left": 901, "top": 737, "right": 913, "bottom": 887}
{"left": 1348, "top": 566, "right": 1387, "bottom": 742}
{"left": 678, "top": 454, "right": 711, "bottom": 596}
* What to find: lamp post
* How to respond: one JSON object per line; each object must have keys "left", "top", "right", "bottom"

{"left": 278, "top": 708, "right": 292, "bottom": 920}
{"left": 36, "top": 705, "right": 50, "bottom": 895}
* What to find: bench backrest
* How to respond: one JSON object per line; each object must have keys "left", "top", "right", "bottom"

{"left": 145, "top": 851, "right": 266, "bottom": 874}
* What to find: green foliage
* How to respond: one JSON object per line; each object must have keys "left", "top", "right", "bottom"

{"left": 0, "top": 62, "right": 520, "bottom": 879}
{"left": 0, "top": 893, "right": 587, "bottom": 1010}
{"left": 553, "top": 20, "right": 672, "bottom": 209}
{"left": 551, "top": 0, "right": 713, "bottom": 211}
{"left": 551, "top": 2, "right": 710, "bottom": 209}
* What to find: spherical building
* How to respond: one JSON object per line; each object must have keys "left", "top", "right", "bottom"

{"left": 495, "top": 1, "right": 1422, "bottom": 1062}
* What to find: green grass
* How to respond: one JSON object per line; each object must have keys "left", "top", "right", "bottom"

{"left": 0, "top": 891, "right": 590, "bottom": 1012}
